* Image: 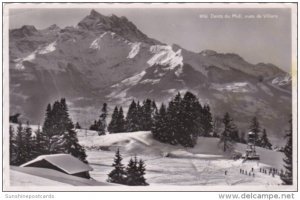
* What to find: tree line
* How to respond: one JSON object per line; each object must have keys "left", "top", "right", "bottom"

{"left": 89, "top": 91, "right": 273, "bottom": 150}
{"left": 90, "top": 99, "right": 158, "bottom": 134}
{"left": 9, "top": 98, "right": 87, "bottom": 165}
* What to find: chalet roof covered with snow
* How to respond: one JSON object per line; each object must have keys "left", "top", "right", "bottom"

{"left": 20, "top": 154, "right": 93, "bottom": 174}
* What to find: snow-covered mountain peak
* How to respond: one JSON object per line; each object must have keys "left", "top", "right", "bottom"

{"left": 77, "top": 10, "right": 158, "bottom": 44}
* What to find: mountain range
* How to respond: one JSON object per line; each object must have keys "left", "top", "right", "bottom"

{"left": 9, "top": 9, "right": 292, "bottom": 143}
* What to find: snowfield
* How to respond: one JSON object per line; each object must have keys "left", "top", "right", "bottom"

{"left": 9, "top": 127, "right": 286, "bottom": 187}
{"left": 127, "top": 42, "right": 141, "bottom": 59}
{"left": 147, "top": 45, "right": 183, "bottom": 76}
{"left": 77, "top": 130, "right": 285, "bottom": 186}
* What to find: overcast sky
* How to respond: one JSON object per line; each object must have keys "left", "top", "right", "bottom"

{"left": 9, "top": 8, "right": 292, "bottom": 72}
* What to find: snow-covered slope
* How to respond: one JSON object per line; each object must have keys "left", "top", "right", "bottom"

{"left": 76, "top": 130, "right": 285, "bottom": 186}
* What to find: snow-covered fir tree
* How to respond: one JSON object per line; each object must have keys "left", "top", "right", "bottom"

{"left": 107, "top": 149, "right": 126, "bottom": 184}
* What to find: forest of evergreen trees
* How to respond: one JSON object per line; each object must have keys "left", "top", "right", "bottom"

{"left": 9, "top": 98, "right": 87, "bottom": 165}
{"left": 8, "top": 92, "right": 293, "bottom": 186}
{"left": 9, "top": 91, "right": 275, "bottom": 165}
{"left": 92, "top": 91, "right": 272, "bottom": 150}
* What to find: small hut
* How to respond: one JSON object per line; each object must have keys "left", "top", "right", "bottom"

{"left": 20, "top": 154, "right": 93, "bottom": 179}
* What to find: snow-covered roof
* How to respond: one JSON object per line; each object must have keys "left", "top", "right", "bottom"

{"left": 20, "top": 154, "right": 93, "bottom": 174}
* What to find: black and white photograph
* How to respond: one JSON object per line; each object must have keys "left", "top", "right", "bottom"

{"left": 2, "top": 2, "right": 297, "bottom": 191}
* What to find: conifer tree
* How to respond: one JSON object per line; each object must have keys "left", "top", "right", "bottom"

{"left": 107, "top": 149, "right": 126, "bottom": 184}
{"left": 219, "top": 112, "right": 237, "bottom": 152}
{"left": 42, "top": 98, "right": 87, "bottom": 162}
{"left": 98, "top": 103, "right": 108, "bottom": 136}
{"left": 42, "top": 104, "right": 53, "bottom": 152}
{"left": 24, "top": 121, "right": 34, "bottom": 161}
{"left": 180, "top": 92, "right": 200, "bottom": 147}
{"left": 60, "top": 99, "right": 87, "bottom": 163}
{"left": 202, "top": 105, "right": 213, "bottom": 137}
{"left": 126, "top": 156, "right": 139, "bottom": 185}
{"left": 137, "top": 159, "right": 148, "bottom": 185}
{"left": 259, "top": 129, "right": 272, "bottom": 150}
{"left": 249, "top": 116, "right": 261, "bottom": 146}
{"left": 15, "top": 123, "right": 27, "bottom": 165}
{"left": 141, "top": 99, "right": 153, "bottom": 131}
{"left": 62, "top": 122, "right": 88, "bottom": 163}
{"left": 136, "top": 101, "right": 143, "bottom": 130}
{"left": 126, "top": 100, "right": 140, "bottom": 132}
{"left": 116, "top": 107, "right": 126, "bottom": 132}
{"left": 108, "top": 106, "right": 119, "bottom": 133}
{"left": 152, "top": 104, "right": 169, "bottom": 142}
{"left": 166, "top": 92, "right": 183, "bottom": 145}
{"left": 281, "top": 116, "right": 293, "bottom": 185}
